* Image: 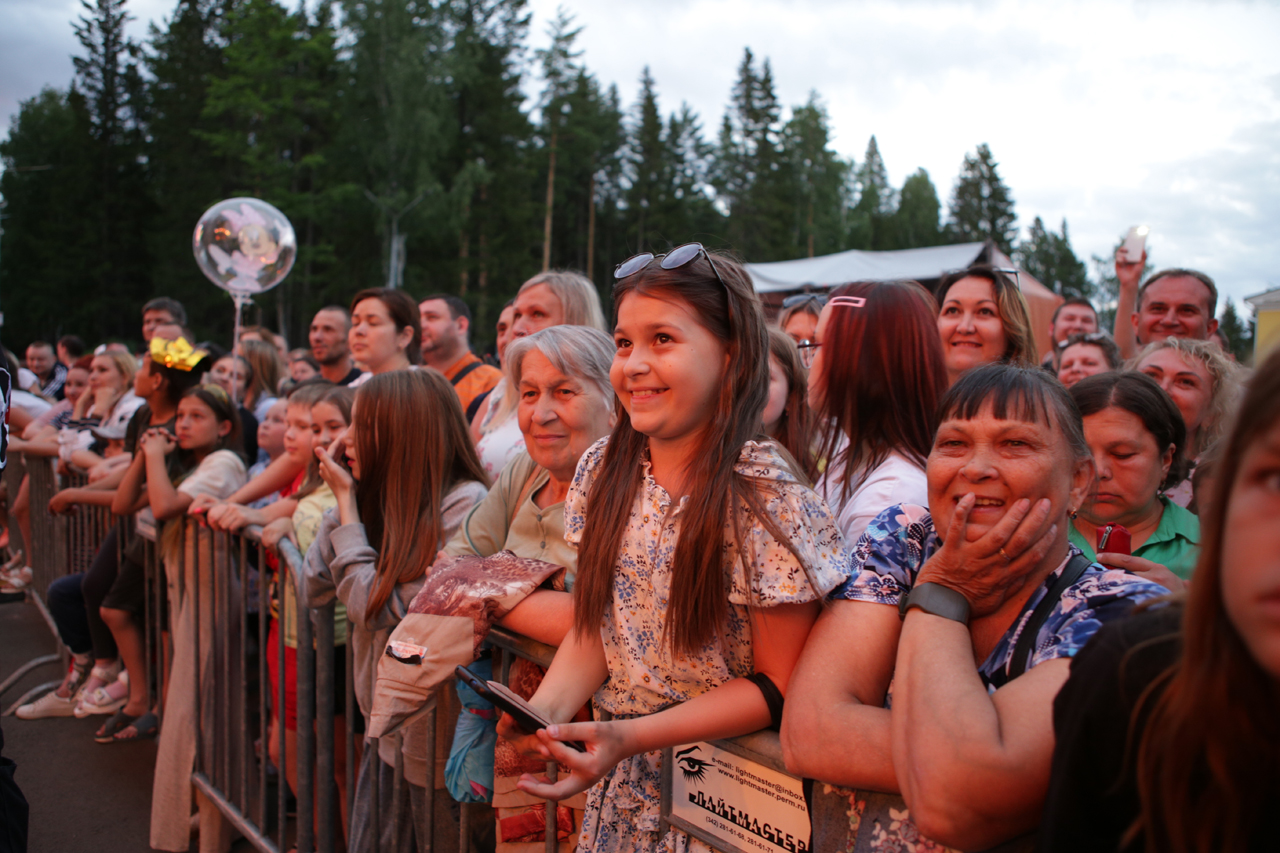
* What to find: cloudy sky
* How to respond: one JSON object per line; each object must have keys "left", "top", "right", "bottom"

{"left": 3, "top": 0, "right": 1278, "bottom": 313}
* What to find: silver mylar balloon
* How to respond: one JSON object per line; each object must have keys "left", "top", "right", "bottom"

{"left": 192, "top": 197, "right": 296, "bottom": 295}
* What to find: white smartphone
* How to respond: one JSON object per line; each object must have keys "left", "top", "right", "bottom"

{"left": 1122, "top": 225, "right": 1149, "bottom": 263}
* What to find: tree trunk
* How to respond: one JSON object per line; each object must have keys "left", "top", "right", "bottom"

{"left": 542, "top": 130, "right": 557, "bottom": 272}
{"left": 586, "top": 171, "right": 596, "bottom": 282}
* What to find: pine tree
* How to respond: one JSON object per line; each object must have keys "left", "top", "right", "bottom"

{"left": 888, "top": 168, "right": 942, "bottom": 249}
{"left": 72, "top": 0, "right": 155, "bottom": 333}
{"left": 781, "top": 92, "right": 849, "bottom": 258}
{"left": 439, "top": 0, "right": 536, "bottom": 336}
{"left": 849, "top": 135, "right": 894, "bottom": 249}
{"left": 1217, "top": 299, "right": 1251, "bottom": 362}
{"left": 0, "top": 88, "right": 99, "bottom": 346}
{"left": 1017, "top": 216, "right": 1090, "bottom": 301}
{"left": 714, "top": 48, "right": 792, "bottom": 260}
{"left": 534, "top": 9, "right": 583, "bottom": 271}
{"left": 626, "top": 67, "right": 666, "bottom": 253}
{"left": 947, "top": 143, "right": 1017, "bottom": 253}
{"left": 144, "top": 0, "right": 230, "bottom": 329}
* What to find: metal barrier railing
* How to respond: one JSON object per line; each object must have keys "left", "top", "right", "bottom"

{"left": 1, "top": 453, "right": 115, "bottom": 710}
{"left": 3, "top": 452, "right": 802, "bottom": 853}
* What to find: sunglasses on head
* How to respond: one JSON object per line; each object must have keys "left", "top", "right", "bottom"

{"left": 613, "top": 242, "right": 725, "bottom": 288}
{"left": 781, "top": 293, "right": 828, "bottom": 310}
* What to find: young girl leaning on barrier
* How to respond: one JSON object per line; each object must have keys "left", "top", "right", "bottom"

{"left": 496, "top": 244, "right": 850, "bottom": 853}
{"left": 103, "top": 382, "right": 245, "bottom": 751}
{"left": 305, "top": 369, "right": 489, "bottom": 853}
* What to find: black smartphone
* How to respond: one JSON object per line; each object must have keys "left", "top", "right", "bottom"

{"left": 454, "top": 665, "right": 585, "bottom": 752}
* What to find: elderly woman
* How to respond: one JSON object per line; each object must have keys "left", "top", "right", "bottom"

{"left": 442, "top": 325, "right": 614, "bottom": 843}
{"left": 782, "top": 364, "right": 1169, "bottom": 851}
{"left": 1069, "top": 372, "right": 1199, "bottom": 586}
{"left": 935, "top": 265, "right": 1036, "bottom": 386}
{"left": 471, "top": 270, "right": 607, "bottom": 478}
{"left": 1133, "top": 336, "right": 1243, "bottom": 507}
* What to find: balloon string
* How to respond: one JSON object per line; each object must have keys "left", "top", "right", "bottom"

{"left": 230, "top": 292, "right": 254, "bottom": 408}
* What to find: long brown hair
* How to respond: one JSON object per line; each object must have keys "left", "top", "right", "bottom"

{"left": 1128, "top": 347, "right": 1280, "bottom": 853}
{"left": 813, "top": 280, "right": 946, "bottom": 507}
{"left": 573, "top": 249, "right": 807, "bottom": 656}
{"left": 766, "top": 328, "right": 818, "bottom": 482}
{"left": 353, "top": 370, "right": 489, "bottom": 623}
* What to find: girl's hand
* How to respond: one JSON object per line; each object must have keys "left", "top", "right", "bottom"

{"left": 915, "top": 495, "right": 1057, "bottom": 618}
{"left": 260, "top": 517, "right": 298, "bottom": 552}
{"left": 514, "top": 720, "right": 634, "bottom": 802}
{"left": 1097, "top": 552, "right": 1187, "bottom": 594}
{"left": 315, "top": 437, "right": 353, "bottom": 497}
{"left": 188, "top": 493, "right": 221, "bottom": 514}
{"left": 207, "top": 502, "right": 256, "bottom": 532}
{"left": 87, "top": 461, "right": 114, "bottom": 483}
{"left": 140, "top": 428, "right": 176, "bottom": 457}
{"left": 48, "top": 491, "right": 78, "bottom": 515}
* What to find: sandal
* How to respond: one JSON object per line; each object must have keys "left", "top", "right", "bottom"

{"left": 95, "top": 708, "right": 142, "bottom": 743}
{"left": 112, "top": 710, "right": 159, "bottom": 742}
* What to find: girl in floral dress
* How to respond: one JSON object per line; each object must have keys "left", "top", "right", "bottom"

{"left": 497, "top": 244, "right": 849, "bottom": 852}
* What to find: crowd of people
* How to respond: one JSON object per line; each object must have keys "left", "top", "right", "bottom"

{"left": 1, "top": 243, "right": 1276, "bottom": 853}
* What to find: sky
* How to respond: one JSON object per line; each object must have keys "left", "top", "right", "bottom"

{"left": 2, "top": 0, "right": 1278, "bottom": 315}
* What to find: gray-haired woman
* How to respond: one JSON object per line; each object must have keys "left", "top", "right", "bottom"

{"left": 444, "top": 325, "right": 615, "bottom": 844}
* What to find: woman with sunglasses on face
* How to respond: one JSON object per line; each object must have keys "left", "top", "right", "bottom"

{"left": 776, "top": 293, "right": 826, "bottom": 345}
{"left": 935, "top": 265, "right": 1037, "bottom": 386}
{"left": 1057, "top": 332, "right": 1121, "bottom": 389}
{"left": 802, "top": 280, "right": 948, "bottom": 544}
{"left": 1040, "top": 348, "right": 1280, "bottom": 853}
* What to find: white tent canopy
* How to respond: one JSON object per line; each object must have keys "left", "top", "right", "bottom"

{"left": 744, "top": 242, "right": 989, "bottom": 293}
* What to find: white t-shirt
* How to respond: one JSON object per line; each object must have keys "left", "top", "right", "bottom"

{"left": 178, "top": 449, "right": 249, "bottom": 502}
{"left": 817, "top": 448, "right": 929, "bottom": 546}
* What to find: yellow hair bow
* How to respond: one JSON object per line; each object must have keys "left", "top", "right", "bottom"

{"left": 149, "top": 336, "right": 208, "bottom": 371}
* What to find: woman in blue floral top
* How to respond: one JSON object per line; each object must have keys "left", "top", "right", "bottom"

{"left": 782, "top": 363, "right": 1170, "bottom": 853}
{"left": 496, "top": 246, "right": 849, "bottom": 852}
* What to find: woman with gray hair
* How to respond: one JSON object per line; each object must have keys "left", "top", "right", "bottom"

{"left": 472, "top": 270, "right": 608, "bottom": 478}
{"left": 442, "top": 325, "right": 615, "bottom": 839}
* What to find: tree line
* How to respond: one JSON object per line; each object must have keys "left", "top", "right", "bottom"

{"left": 3, "top": 0, "right": 1108, "bottom": 352}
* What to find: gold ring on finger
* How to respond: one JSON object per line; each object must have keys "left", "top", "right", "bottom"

{"left": 999, "top": 547, "right": 1011, "bottom": 564}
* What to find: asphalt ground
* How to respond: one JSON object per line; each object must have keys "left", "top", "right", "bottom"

{"left": 1, "top": 596, "right": 157, "bottom": 853}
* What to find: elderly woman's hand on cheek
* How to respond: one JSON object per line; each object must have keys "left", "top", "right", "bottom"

{"left": 915, "top": 493, "right": 1058, "bottom": 617}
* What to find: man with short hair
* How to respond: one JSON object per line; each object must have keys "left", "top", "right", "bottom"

{"left": 419, "top": 294, "right": 501, "bottom": 417}
{"left": 309, "top": 306, "right": 361, "bottom": 386}
{"left": 141, "top": 297, "right": 187, "bottom": 344}
{"left": 1113, "top": 250, "right": 1218, "bottom": 358}
{"left": 57, "top": 335, "right": 85, "bottom": 368}
{"left": 25, "top": 341, "right": 66, "bottom": 400}
{"left": 1040, "top": 298, "right": 1099, "bottom": 370}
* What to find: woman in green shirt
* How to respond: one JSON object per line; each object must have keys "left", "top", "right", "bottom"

{"left": 1069, "top": 371, "right": 1199, "bottom": 589}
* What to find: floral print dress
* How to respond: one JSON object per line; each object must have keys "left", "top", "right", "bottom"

{"left": 563, "top": 437, "right": 851, "bottom": 853}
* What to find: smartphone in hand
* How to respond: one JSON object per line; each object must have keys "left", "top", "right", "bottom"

{"left": 1121, "top": 225, "right": 1149, "bottom": 264}
{"left": 1096, "top": 523, "right": 1132, "bottom": 570}
{"left": 454, "top": 665, "right": 586, "bottom": 752}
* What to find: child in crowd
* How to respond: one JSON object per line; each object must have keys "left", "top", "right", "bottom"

{"left": 246, "top": 398, "right": 287, "bottom": 508}
{"left": 305, "top": 370, "right": 489, "bottom": 853}
{"left": 52, "top": 338, "right": 209, "bottom": 721}
{"left": 104, "top": 383, "right": 247, "bottom": 743}
{"left": 258, "top": 384, "right": 357, "bottom": 839}
{"left": 761, "top": 328, "right": 818, "bottom": 481}
{"left": 497, "top": 244, "right": 848, "bottom": 852}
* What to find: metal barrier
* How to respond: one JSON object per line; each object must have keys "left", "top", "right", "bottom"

{"left": 2, "top": 457, "right": 802, "bottom": 853}
{"left": 1, "top": 453, "right": 115, "bottom": 711}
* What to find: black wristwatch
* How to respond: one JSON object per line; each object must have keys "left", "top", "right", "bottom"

{"left": 898, "top": 582, "right": 971, "bottom": 625}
